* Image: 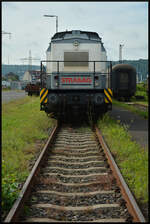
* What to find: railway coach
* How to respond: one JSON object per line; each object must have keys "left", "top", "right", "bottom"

{"left": 25, "top": 81, "right": 40, "bottom": 96}
{"left": 111, "top": 64, "right": 136, "bottom": 101}
{"left": 40, "top": 30, "right": 113, "bottom": 119}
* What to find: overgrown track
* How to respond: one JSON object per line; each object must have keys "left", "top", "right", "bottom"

{"left": 5, "top": 123, "right": 145, "bottom": 222}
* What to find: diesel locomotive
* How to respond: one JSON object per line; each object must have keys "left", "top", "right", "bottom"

{"left": 40, "top": 30, "right": 113, "bottom": 119}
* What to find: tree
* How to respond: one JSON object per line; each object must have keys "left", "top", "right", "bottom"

{"left": 2, "top": 76, "right": 7, "bottom": 81}
{"left": 5, "top": 72, "right": 19, "bottom": 81}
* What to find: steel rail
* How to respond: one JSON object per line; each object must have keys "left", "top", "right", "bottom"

{"left": 4, "top": 123, "right": 58, "bottom": 223}
{"left": 95, "top": 127, "right": 146, "bottom": 222}
{"left": 4, "top": 123, "right": 146, "bottom": 222}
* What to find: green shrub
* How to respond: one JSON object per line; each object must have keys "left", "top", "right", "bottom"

{"left": 2, "top": 160, "right": 19, "bottom": 212}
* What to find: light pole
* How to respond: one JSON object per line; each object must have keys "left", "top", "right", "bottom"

{"left": 43, "top": 14, "right": 58, "bottom": 33}
{"left": 119, "top": 44, "right": 124, "bottom": 63}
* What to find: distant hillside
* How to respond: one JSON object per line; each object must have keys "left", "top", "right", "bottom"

{"left": 3, "top": 72, "right": 19, "bottom": 81}
{"left": 2, "top": 59, "right": 148, "bottom": 81}
{"left": 2, "top": 64, "right": 40, "bottom": 80}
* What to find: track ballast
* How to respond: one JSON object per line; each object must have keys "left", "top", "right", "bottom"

{"left": 5, "top": 124, "right": 145, "bottom": 222}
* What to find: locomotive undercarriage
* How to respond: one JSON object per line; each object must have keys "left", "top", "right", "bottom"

{"left": 42, "top": 90, "right": 111, "bottom": 120}
{"left": 40, "top": 60, "right": 113, "bottom": 121}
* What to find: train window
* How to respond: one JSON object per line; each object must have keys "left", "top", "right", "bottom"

{"left": 120, "top": 72, "right": 128, "bottom": 83}
{"left": 64, "top": 52, "right": 89, "bottom": 66}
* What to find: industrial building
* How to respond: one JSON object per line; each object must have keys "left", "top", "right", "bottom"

{"left": 22, "top": 70, "right": 40, "bottom": 82}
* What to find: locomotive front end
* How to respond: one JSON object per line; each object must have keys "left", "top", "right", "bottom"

{"left": 40, "top": 30, "right": 112, "bottom": 119}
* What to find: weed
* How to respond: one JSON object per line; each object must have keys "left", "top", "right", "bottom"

{"left": 2, "top": 96, "right": 55, "bottom": 219}
{"left": 2, "top": 160, "right": 20, "bottom": 212}
{"left": 98, "top": 114, "right": 148, "bottom": 205}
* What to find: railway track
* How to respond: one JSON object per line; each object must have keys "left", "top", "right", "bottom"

{"left": 5, "top": 123, "right": 146, "bottom": 222}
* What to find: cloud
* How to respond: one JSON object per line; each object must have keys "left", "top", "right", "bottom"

{"left": 2, "top": 1, "right": 148, "bottom": 63}
{"left": 2, "top": 2, "right": 19, "bottom": 10}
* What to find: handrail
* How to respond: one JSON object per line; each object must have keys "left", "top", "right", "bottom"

{"left": 40, "top": 60, "right": 112, "bottom": 88}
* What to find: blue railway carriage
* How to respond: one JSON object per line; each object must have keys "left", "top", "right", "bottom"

{"left": 40, "top": 30, "right": 113, "bottom": 119}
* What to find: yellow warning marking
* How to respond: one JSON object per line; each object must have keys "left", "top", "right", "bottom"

{"left": 44, "top": 98, "right": 48, "bottom": 103}
{"left": 105, "top": 98, "right": 109, "bottom": 103}
{"left": 107, "top": 88, "right": 113, "bottom": 96}
{"left": 40, "top": 88, "right": 46, "bottom": 97}
{"left": 104, "top": 89, "right": 112, "bottom": 103}
{"left": 40, "top": 89, "right": 48, "bottom": 103}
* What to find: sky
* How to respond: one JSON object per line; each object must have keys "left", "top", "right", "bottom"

{"left": 2, "top": 1, "right": 148, "bottom": 65}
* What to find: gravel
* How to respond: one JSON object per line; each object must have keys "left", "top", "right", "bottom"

{"left": 19, "top": 126, "right": 131, "bottom": 222}
{"left": 36, "top": 182, "right": 115, "bottom": 193}
{"left": 31, "top": 192, "right": 120, "bottom": 206}
{"left": 46, "top": 161, "right": 105, "bottom": 169}
{"left": 43, "top": 167, "right": 107, "bottom": 175}
{"left": 25, "top": 207, "right": 126, "bottom": 221}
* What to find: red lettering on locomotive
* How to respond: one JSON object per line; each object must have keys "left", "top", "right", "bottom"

{"left": 61, "top": 77, "right": 92, "bottom": 84}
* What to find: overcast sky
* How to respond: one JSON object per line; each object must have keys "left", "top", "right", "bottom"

{"left": 2, "top": 1, "right": 148, "bottom": 65}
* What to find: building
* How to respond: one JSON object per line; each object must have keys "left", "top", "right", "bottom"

{"left": 2, "top": 80, "right": 11, "bottom": 88}
{"left": 10, "top": 81, "right": 22, "bottom": 90}
{"left": 22, "top": 70, "right": 40, "bottom": 82}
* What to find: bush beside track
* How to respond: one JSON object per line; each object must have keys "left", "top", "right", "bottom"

{"left": 98, "top": 114, "right": 148, "bottom": 219}
{"left": 135, "top": 82, "right": 148, "bottom": 101}
{"left": 2, "top": 96, "right": 56, "bottom": 219}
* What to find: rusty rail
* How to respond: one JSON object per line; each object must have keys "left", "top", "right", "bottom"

{"left": 95, "top": 127, "right": 146, "bottom": 222}
{"left": 4, "top": 123, "right": 58, "bottom": 223}
{"left": 4, "top": 123, "right": 146, "bottom": 222}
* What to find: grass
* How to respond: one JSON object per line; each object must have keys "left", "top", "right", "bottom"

{"left": 134, "top": 91, "right": 148, "bottom": 102}
{"left": 77, "top": 126, "right": 92, "bottom": 133}
{"left": 112, "top": 82, "right": 148, "bottom": 118}
{"left": 136, "top": 82, "right": 148, "bottom": 92}
{"left": 112, "top": 99, "right": 148, "bottom": 119}
{"left": 2, "top": 96, "right": 55, "bottom": 219}
{"left": 134, "top": 82, "right": 148, "bottom": 102}
{"left": 131, "top": 101, "right": 148, "bottom": 106}
{"left": 98, "top": 113, "right": 148, "bottom": 206}
{"left": 2, "top": 87, "right": 11, "bottom": 91}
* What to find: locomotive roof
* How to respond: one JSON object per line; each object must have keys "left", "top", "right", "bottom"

{"left": 51, "top": 30, "right": 102, "bottom": 41}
